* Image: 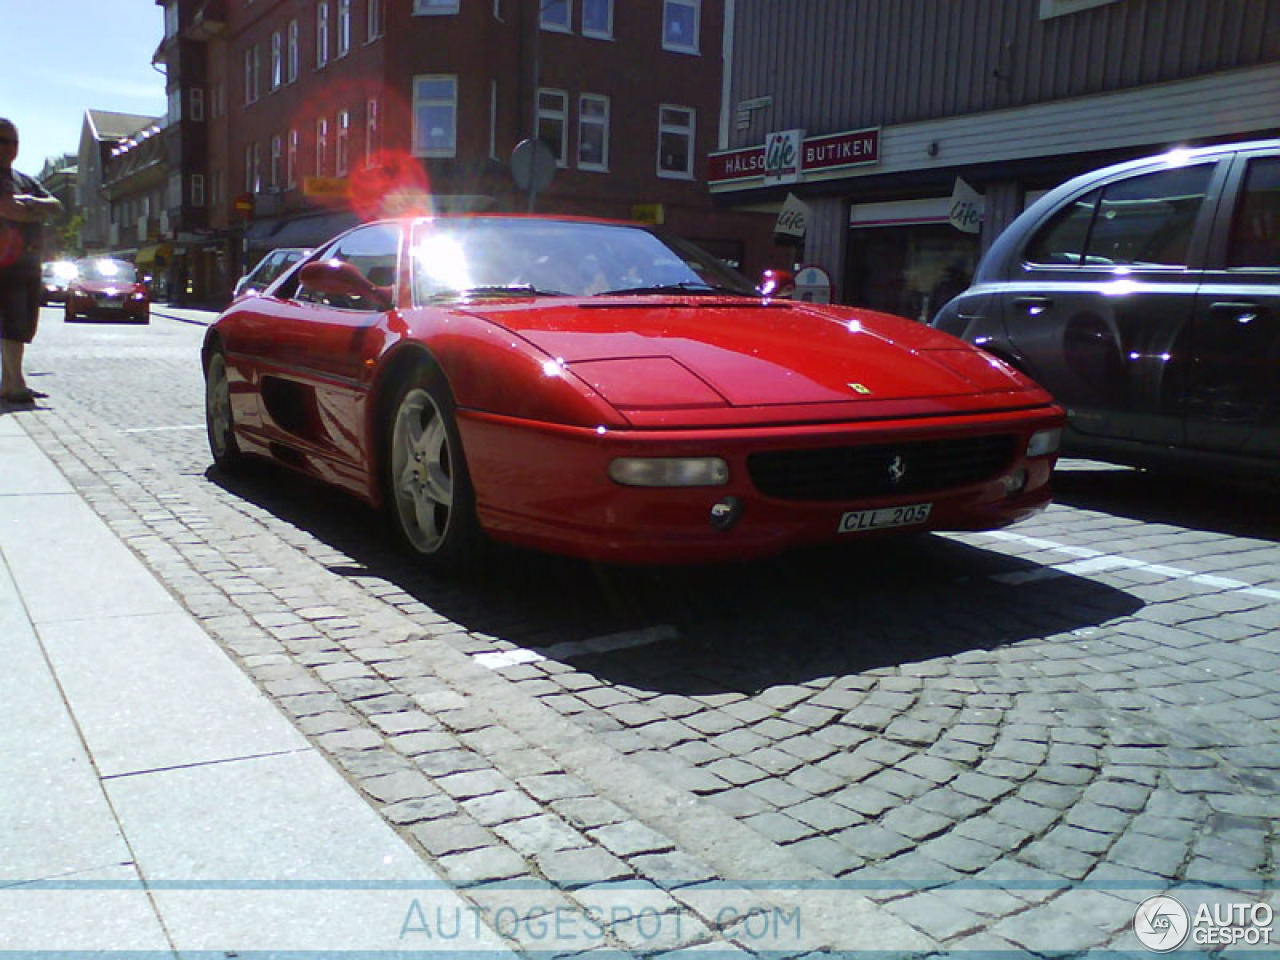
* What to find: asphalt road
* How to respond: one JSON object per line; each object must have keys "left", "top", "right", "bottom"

{"left": 16, "top": 306, "right": 1280, "bottom": 957}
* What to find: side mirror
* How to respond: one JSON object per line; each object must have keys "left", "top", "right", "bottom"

{"left": 299, "top": 259, "right": 393, "bottom": 311}
{"left": 758, "top": 268, "right": 796, "bottom": 298}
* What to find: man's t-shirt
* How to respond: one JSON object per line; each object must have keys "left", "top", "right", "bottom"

{"left": 0, "top": 168, "right": 52, "bottom": 274}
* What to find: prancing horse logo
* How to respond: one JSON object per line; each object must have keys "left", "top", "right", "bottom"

{"left": 887, "top": 455, "right": 906, "bottom": 485}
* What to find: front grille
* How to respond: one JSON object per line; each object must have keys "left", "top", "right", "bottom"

{"left": 747, "top": 434, "right": 1018, "bottom": 501}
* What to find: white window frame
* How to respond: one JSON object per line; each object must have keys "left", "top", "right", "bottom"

{"left": 244, "top": 143, "right": 258, "bottom": 192}
{"left": 413, "top": 0, "right": 460, "bottom": 14}
{"left": 582, "top": 0, "right": 612, "bottom": 38}
{"left": 316, "top": 116, "right": 329, "bottom": 176}
{"left": 287, "top": 20, "right": 299, "bottom": 82}
{"left": 287, "top": 128, "right": 299, "bottom": 188}
{"left": 365, "top": 97, "right": 381, "bottom": 164}
{"left": 336, "top": 109, "right": 351, "bottom": 176}
{"left": 657, "top": 104, "right": 695, "bottom": 179}
{"left": 540, "top": 0, "right": 571, "bottom": 32}
{"left": 271, "top": 31, "right": 283, "bottom": 90}
{"left": 537, "top": 88, "right": 568, "bottom": 166}
{"left": 577, "top": 93, "right": 609, "bottom": 171}
{"left": 411, "top": 75, "right": 457, "bottom": 158}
{"left": 367, "top": 0, "right": 384, "bottom": 41}
{"left": 189, "top": 87, "right": 204, "bottom": 121}
{"left": 316, "top": 2, "right": 330, "bottom": 68}
{"left": 243, "top": 49, "right": 255, "bottom": 105}
{"left": 337, "top": 0, "right": 351, "bottom": 57}
{"left": 662, "top": 0, "right": 701, "bottom": 54}
{"left": 191, "top": 173, "right": 205, "bottom": 207}
{"left": 270, "top": 133, "right": 283, "bottom": 187}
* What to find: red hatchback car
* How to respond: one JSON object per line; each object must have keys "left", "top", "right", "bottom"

{"left": 65, "top": 258, "right": 150, "bottom": 323}
{"left": 203, "top": 215, "right": 1064, "bottom": 569}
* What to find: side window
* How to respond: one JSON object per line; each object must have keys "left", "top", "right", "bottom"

{"left": 1085, "top": 164, "right": 1213, "bottom": 267}
{"left": 293, "top": 224, "right": 399, "bottom": 310}
{"left": 1228, "top": 156, "right": 1280, "bottom": 269}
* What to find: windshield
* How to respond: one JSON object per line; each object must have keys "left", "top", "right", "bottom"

{"left": 76, "top": 259, "right": 138, "bottom": 283}
{"left": 410, "top": 217, "right": 757, "bottom": 302}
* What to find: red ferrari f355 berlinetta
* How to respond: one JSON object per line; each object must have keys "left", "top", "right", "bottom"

{"left": 203, "top": 215, "right": 1064, "bottom": 568}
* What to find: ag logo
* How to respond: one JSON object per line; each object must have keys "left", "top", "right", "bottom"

{"left": 1134, "top": 896, "right": 1190, "bottom": 952}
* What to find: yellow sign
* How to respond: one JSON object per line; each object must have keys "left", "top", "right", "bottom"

{"left": 303, "top": 177, "right": 351, "bottom": 199}
{"left": 631, "top": 204, "right": 665, "bottom": 225}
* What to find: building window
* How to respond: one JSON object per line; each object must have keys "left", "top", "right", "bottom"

{"left": 413, "top": 0, "right": 459, "bottom": 14}
{"left": 366, "top": 97, "right": 381, "bottom": 163}
{"left": 316, "top": 116, "right": 329, "bottom": 176}
{"left": 189, "top": 87, "right": 205, "bottom": 122}
{"left": 336, "top": 109, "right": 351, "bottom": 176}
{"left": 243, "top": 47, "right": 261, "bottom": 105}
{"left": 337, "top": 0, "right": 351, "bottom": 57}
{"left": 191, "top": 174, "right": 205, "bottom": 207}
{"left": 540, "top": 0, "right": 570, "bottom": 31}
{"left": 657, "top": 105, "right": 694, "bottom": 178}
{"left": 270, "top": 133, "right": 283, "bottom": 187}
{"left": 412, "top": 75, "right": 456, "bottom": 157}
{"left": 578, "top": 94, "right": 609, "bottom": 170}
{"left": 537, "top": 88, "right": 568, "bottom": 166}
{"left": 663, "top": 0, "right": 700, "bottom": 53}
{"left": 582, "top": 0, "right": 612, "bottom": 38}
{"left": 245, "top": 142, "right": 261, "bottom": 192}
{"left": 168, "top": 89, "right": 182, "bottom": 123}
{"left": 211, "top": 81, "right": 224, "bottom": 119}
{"left": 271, "top": 32, "right": 282, "bottom": 90}
{"left": 317, "top": 2, "right": 330, "bottom": 68}
{"left": 287, "top": 20, "right": 299, "bottom": 82}
{"left": 287, "top": 129, "right": 299, "bottom": 188}
{"left": 367, "top": 0, "right": 384, "bottom": 40}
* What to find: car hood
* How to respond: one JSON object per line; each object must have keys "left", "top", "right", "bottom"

{"left": 471, "top": 297, "right": 1047, "bottom": 417}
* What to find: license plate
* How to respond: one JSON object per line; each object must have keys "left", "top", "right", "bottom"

{"left": 838, "top": 502, "right": 932, "bottom": 533}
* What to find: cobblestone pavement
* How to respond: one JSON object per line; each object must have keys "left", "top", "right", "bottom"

{"left": 14, "top": 309, "right": 1280, "bottom": 956}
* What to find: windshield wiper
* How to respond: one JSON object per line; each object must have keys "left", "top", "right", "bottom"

{"left": 427, "top": 284, "right": 568, "bottom": 301}
{"left": 595, "top": 282, "right": 752, "bottom": 297}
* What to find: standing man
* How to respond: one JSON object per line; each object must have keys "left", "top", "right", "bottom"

{"left": 0, "top": 117, "right": 63, "bottom": 404}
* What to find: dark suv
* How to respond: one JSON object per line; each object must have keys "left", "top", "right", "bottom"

{"left": 933, "top": 140, "right": 1279, "bottom": 478}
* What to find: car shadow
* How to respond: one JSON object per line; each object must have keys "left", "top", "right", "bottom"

{"left": 207, "top": 462, "right": 1143, "bottom": 695}
{"left": 1052, "top": 459, "right": 1280, "bottom": 542}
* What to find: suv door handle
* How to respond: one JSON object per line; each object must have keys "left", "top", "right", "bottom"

{"left": 1014, "top": 296, "right": 1052, "bottom": 316}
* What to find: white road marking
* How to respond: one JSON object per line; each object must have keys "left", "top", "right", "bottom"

{"left": 474, "top": 624, "right": 679, "bottom": 670}
{"left": 974, "top": 530, "right": 1279, "bottom": 602}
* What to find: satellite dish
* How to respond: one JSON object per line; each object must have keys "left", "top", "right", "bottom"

{"left": 511, "top": 138, "right": 557, "bottom": 192}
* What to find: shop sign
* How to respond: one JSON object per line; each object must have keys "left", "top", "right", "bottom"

{"left": 764, "top": 129, "right": 804, "bottom": 185}
{"left": 793, "top": 264, "right": 832, "bottom": 304}
{"left": 708, "top": 127, "right": 880, "bottom": 188}
{"left": 948, "top": 178, "right": 984, "bottom": 234}
{"left": 774, "top": 193, "right": 809, "bottom": 239}
{"left": 304, "top": 176, "right": 351, "bottom": 199}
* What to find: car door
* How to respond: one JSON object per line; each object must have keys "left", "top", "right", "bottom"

{"left": 1185, "top": 148, "right": 1280, "bottom": 460}
{"left": 255, "top": 222, "right": 402, "bottom": 467}
{"left": 999, "top": 158, "right": 1225, "bottom": 445}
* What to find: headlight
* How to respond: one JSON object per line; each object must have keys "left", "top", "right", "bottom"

{"left": 1027, "top": 428, "right": 1061, "bottom": 457}
{"left": 608, "top": 457, "right": 729, "bottom": 487}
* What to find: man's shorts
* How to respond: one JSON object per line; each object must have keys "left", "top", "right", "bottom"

{"left": 0, "top": 271, "right": 40, "bottom": 344}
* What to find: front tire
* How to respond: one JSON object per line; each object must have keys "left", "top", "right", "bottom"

{"left": 384, "top": 366, "right": 483, "bottom": 571}
{"left": 205, "top": 348, "right": 245, "bottom": 472}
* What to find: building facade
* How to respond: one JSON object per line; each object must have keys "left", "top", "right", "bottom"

{"left": 713, "top": 0, "right": 1280, "bottom": 316}
{"left": 154, "top": 0, "right": 781, "bottom": 305}
{"left": 76, "top": 110, "right": 160, "bottom": 256}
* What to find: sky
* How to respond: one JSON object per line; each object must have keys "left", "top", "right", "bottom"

{"left": 0, "top": 1, "right": 168, "bottom": 175}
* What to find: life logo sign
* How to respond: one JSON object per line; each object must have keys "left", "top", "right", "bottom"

{"left": 764, "top": 129, "right": 804, "bottom": 185}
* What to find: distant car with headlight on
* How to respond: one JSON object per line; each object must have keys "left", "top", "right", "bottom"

{"left": 65, "top": 258, "right": 150, "bottom": 323}
{"left": 41, "top": 260, "right": 78, "bottom": 305}
{"left": 203, "top": 215, "right": 1064, "bottom": 571}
